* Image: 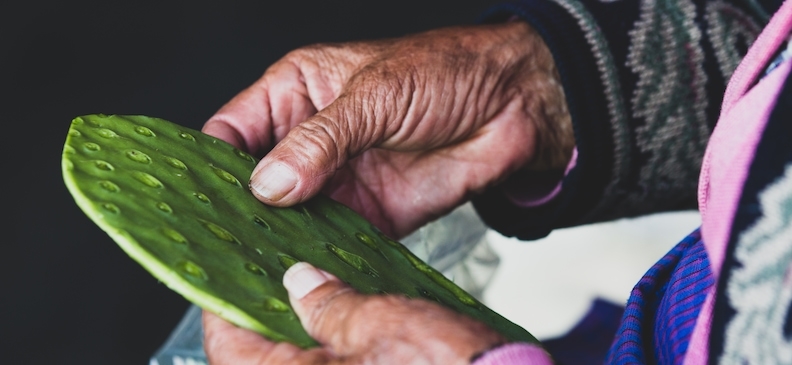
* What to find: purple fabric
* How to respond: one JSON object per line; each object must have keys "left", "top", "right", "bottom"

{"left": 605, "top": 229, "right": 712, "bottom": 364}
{"left": 653, "top": 231, "right": 713, "bottom": 364}
{"left": 541, "top": 298, "right": 624, "bottom": 365}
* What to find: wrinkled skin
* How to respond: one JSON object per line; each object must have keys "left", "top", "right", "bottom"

{"left": 202, "top": 21, "right": 570, "bottom": 365}
{"left": 203, "top": 21, "right": 572, "bottom": 239}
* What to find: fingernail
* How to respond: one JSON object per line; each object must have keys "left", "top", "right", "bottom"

{"left": 283, "top": 262, "right": 330, "bottom": 300}
{"left": 250, "top": 163, "right": 298, "bottom": 201}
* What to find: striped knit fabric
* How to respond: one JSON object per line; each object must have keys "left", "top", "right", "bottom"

{"left": 606, "top": 229, "right": 713, "bottom": 364}
{"left": 654, "top": 232, "right": 714, "bottom": 364}
{"left": 473, "top": 0, "right": 768, "bottom": 241}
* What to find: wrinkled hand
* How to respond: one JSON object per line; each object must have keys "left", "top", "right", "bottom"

{"left": 203, "top": 21, "right": 572, "bottom": 238}
{"left": 203, "top": 263, "right": 506, "bottom": 364}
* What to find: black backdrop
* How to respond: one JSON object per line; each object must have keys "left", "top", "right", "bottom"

{"left": 2, "top": 1, "right": 497, "bottom": 363}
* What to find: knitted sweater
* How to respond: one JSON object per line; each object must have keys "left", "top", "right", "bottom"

{"left": 473, "top": 0, "right": 776, "bottom": 240}
{"left": 471, "top": 0, "right": 792, "bottom": 363}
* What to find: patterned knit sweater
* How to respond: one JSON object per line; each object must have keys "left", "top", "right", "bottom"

{"left": 469, "top": 0, "right": 792, "bottom": 363}
{"left": 473, "top": 0, "right": 777, "bottom": 240}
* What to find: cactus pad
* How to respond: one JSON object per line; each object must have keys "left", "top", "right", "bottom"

{"left": 62, "top": 114, "right": 538, "bottom": 348}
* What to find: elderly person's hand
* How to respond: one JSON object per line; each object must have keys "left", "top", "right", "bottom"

{"left": 203, "top": 262, "right": 507, "bottom": 364}
{"left": 202, "top": 21, "right": 572, "bottom": 238}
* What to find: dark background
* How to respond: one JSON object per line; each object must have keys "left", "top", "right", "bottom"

{"left": 2, "top": 1, "right": 497, "bottom": 363}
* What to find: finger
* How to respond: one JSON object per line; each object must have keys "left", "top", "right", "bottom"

{"left": 282, "top": 263, "right": 513, "bottom": 363}
{"left": 202, "top": 311, "right": 333, "bottom": 365}
{"left": 202, "top": 79, "right": 276, "bottom": 156}
{"left": 203, "top": 61, "right": 322, "bottom": 157}
{"left": 202, "top": 310, "right": 278, "bottom": 364}
{"left": 283, "top": 262, "right": 372, "bottom": 352}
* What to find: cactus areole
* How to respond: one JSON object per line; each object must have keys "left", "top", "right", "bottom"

{"left": 62, "top": 114, "right": 539, "bottom": 348}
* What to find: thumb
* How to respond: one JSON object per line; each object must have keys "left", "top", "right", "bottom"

{"left": 248, "top": 90, "right": 392, "bottom": 206}
{"left": 282, "top": 262, "right": 370, "bottom": 349}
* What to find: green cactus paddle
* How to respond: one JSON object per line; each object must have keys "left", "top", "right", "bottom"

{"left": 62, "top": 114, "right": 539, "bottom": 348}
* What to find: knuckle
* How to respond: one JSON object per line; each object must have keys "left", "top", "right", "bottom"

{"left": 345, "top": 64, "right": 414, "bottom": 138}
{"left": 304, "top": 286, "right": 356, "bottom": 337}
{"left": 363, "top": 294, "right": 410, "bottom": 311}
{"left": 283, "top": 44, "right": 342, "bottom": 74}
{"left": 353, "top": 295, "right": 413, "bottom": 325}
{"left": 289, "top": 118, "right": 346, "bottom": 169}
{"left": 283, "top": 46, "right": 319, "bottom": 62}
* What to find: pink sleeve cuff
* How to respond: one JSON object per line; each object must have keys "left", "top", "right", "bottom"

{"left": 471, "top": 343, "right": 554, "bottom": 365}
{"left": 502, "top": 148, "right": 578, "bottom": 207}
